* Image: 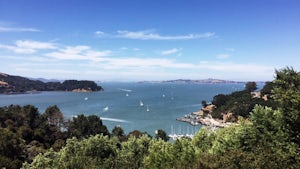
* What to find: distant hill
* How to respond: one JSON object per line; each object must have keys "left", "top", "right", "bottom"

{"left": 0, "top": 72, "right": 103, "bottom": 94}
{"left": 139, "top": 78, "right": 245, "bottom": 84}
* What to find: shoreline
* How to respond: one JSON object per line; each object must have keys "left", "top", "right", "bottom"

{"left": 176, "top": 104, "right": 234, "bottom": 128}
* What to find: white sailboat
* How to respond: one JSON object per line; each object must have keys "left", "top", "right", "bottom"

{"left": 103, "top": 106, "right": 109, "bottom": 112}
{"left": 139, "top": 101, "right": 144, "bottom": 107}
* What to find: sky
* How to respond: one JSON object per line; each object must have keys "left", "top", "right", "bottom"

{"left": 0, "top": 0, "right": 299, "bottom": 81}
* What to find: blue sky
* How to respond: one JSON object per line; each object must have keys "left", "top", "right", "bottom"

{"left": 0, "top": 0, "right": 299, "bottom": 81}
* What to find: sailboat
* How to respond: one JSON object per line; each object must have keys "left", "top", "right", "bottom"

{"left": 103, "top": 106, "right": 109, "bottom": 112}
{"left": 139, "top": 101, "right": 144, "bottom": 107}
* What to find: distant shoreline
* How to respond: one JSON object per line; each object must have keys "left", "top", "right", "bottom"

{"left": 138, "top": 79, "right": 265, "bottom": 84}
{"left": 0, "top": 72, "right": 103, "bottom": 94}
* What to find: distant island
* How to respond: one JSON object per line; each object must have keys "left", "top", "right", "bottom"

{"left": 139, "top": 78, "right": 246, "bottom": 84}
{"left": 0, "top": 73, "right": 103, "bottom": 94}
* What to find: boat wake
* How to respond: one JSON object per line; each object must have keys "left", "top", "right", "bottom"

{"left": 101, "top": 117, "right": 130, "bottom": 123}
{"left": 118, "top": 88, "right": 132, "bottom": 92}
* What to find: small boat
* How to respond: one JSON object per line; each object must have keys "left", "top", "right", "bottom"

{"left": 162, "top": 94, "right": 165, "bottom": 98}
{"left": 190, "top": 121, "right": 199, "bottom": 126}
{"left": 103, "top": 106, "right": 109, "bottom": 112}
{"left": 126, "top": 93, "right": 129, "bottom": 96}
{"left": 140, "top": 101, "right": 144, "bottom": 107}
{"left": 84, "top": 97, "right": 88, "bottom": 101}
{"left": 146, "top": 105, "right": 150, "bottom": 112}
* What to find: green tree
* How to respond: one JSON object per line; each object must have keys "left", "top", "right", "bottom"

{"left": 143, "top": 139, "right": 174, "bottom": 168}
{"left": 245, "top": 81, "right": 257, "bottom": 92}
{"left": 192, "top": 128, "right": 215, "bottom": 153}
{"left": 112, "top": 125, "right": 127, "bottom": 141}
{"left": 23, "top": 134, "right": 119, "bottom": 169}
{"left": 260, "top": 81, "right": 274, "bottom": 96}
{"left": 116, "top": 135, "right": 151, "bottom": 168}
{"left": 112, "top": 125, "right": 125, "bottom": 137}
{"left": 0, "top": 128, "right": 25, "bottom": 169}
{"left": 201, "top": 100, "right": 207, "bottom": 108}
{"left": 212, "top": 94, "right": 228, "bottom": 108}
{"left": 43, "top": 105, "right": 64, "bottom": 128}
{"left": 272, "top": 67, "right": 300, "bottom": 145}
{"left": 155, "top": 129, "right": 169, "bottom": 141}
{"left": 68, "top": 114, "right": 109, "bottom": 138}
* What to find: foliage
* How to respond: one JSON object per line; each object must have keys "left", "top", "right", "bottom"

{"left": 112, "top": 125, "right": 127, "bottom": 141}
{"left": 0, "top": 128, "right": 24, "bottom": 169}
{"left": 61, "top": 80, "right": 102, "bottom": 91}
{"left": 272, "top": 67, "right": 300, "bottom": 145}
{"left": 260, "top": 81, "right": 274, "bottom": 96}
{"left": 0, "top": 105, "right": 111, "bottom": 168}
{"left": 116, "top": 135, "right": 152, "bottom": 168}
{"left": 23, "top": 134, "right": 119, "bottom": 169}
{"left": 68, "top": 114, "right": 109, "bottom": 138}
{"left": 245, "top": 81, "right": 257, "bottom": 92}
{"left": 201, "top": 100, "right": 208, "bottom": 108}
{"left": 155, "top": 129, "right": 169, "bottom": 141}
{"left": 211, "top": 83, "right": 277, "bottom": 120}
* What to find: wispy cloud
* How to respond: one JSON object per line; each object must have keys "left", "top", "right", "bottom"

{"left": 116, "top": 30, "right": 215, "bottom": 40}
{"left": 0, "top": 44, "right": 35, "bottom": 54}
{"left": 161, "top": 48, "right": 182, "bottom": 55}
{"left": 0, "top": 26, "right": 40, "bottom": 32}
{"left": 0, "top": 40, "right": 56, "bottom": 54}
{"left": 0, "top": 39, "right": 274, "bottom": 81}
{"left": 94, "top": 30, "right": 105, "bottom": 37}
{"left": 45, "top": 45, "right": 112, "bottom": 61}
{"left": 15, "top": 40, "right": 56, "bottom": 49}
{"left": 102, "top": 57, "right": 194, "bottom": 69}
{"left": 216, "top": 54, "right": 230, "bottom": 59}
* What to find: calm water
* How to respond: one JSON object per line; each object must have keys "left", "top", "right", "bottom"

{"left": 0, "top": 82, "right": 247, "bottom": 136}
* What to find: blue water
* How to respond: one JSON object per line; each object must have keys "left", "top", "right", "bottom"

{"left": 0, "top": 82, "right": 246, "bottom": 136}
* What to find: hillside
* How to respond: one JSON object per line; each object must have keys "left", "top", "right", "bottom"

{"left": 0, "top": 73, "right": 103, "bottom": 94}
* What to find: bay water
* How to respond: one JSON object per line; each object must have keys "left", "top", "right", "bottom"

{"left": 0, "top": 82, "right": 247, "bottom": 136}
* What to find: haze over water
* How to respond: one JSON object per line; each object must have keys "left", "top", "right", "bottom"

{"left": 0, "top": 82, "right": 249, "bottom": 135}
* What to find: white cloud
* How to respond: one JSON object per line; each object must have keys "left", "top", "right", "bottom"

{"left": 0, "top": 44, "right": 36, "bottom": 54}
{"left": 0, "top": 40, "right": 57, "bottom": 54}
{"left": 161, "top": 48, "right": 182, "bottom": 55}
{"left": 73, "top": 61, "right": 274, "bottom": 81}
{"left": 216, "top": 54, "right": 230, "bottom": 59}
{"left": 94, "top": 31, "right": 105, "bottom": 36}
{"left": 198, "top": 62, "right": 274, "bottom": 76}
{"left": 0, "top": 26, "right": 40, "bottom": 32}
{"left": 15, "top": 40, "right": 57, "bottom": 49}
{"left": 45, "top": 45, "right": 112, "bottom": 61}
{"left": 0, "top": 39, "right": 274, "bottom": 81}
{"left": 103, "top": 57, "right": 194, "bottom": 69}
{"left": 116, "top": 30, "right": 215, "bottom": 40}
